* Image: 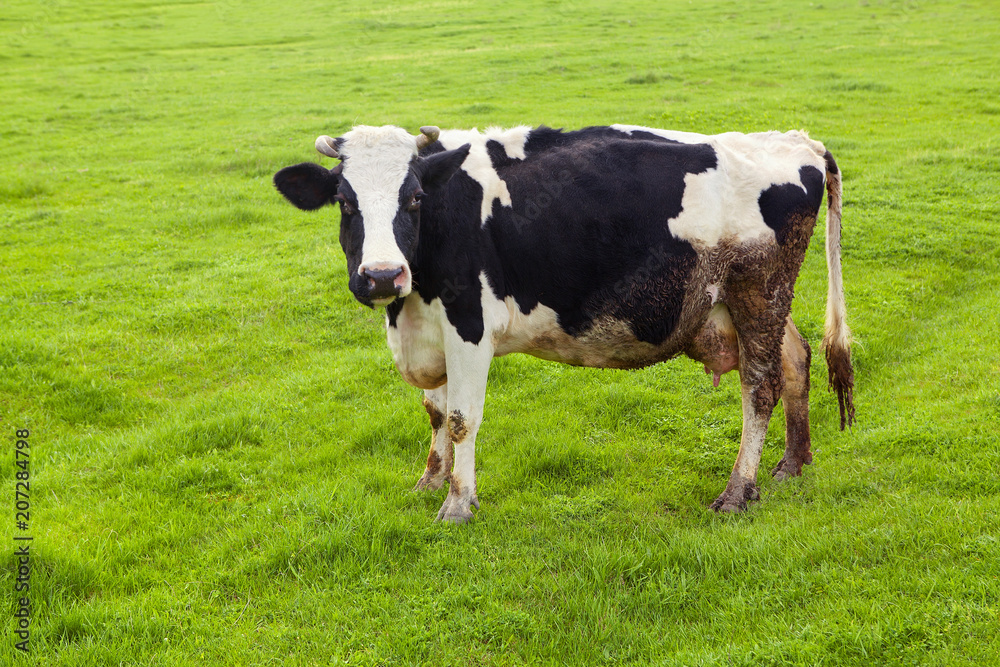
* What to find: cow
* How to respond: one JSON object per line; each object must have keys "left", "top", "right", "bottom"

{"left": 273, "top": 123, "right": 855, "bottom": 523}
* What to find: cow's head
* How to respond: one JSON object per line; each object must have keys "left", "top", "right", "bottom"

{"left": 274, "top": 125, "right": 470, "bottom": 307}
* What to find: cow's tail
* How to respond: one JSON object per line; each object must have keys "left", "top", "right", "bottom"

{"left": 821, "top": 150, "right": 855, "bottom": 430}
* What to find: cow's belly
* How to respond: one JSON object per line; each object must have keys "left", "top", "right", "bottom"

{"left": 524, "top": 337, "right": 676, "bottom": 369}
{"left": 496, "top": 299, "right": 740, "bottom": 376}
{"left": 494, "top": 301, "right": 690, "bottom": 369}
{"left": 387, "top": 289, "right": 740, "bottom": 385}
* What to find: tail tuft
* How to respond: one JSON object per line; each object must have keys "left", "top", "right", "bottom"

{"left": 824, "top": 340, "right": 855, "bottom": 429}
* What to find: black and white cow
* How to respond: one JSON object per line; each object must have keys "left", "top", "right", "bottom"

{"left": 274, "top": 123, "right": 855, "bottom": 523}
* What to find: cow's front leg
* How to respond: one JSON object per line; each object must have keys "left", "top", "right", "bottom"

{"left": 414, "top": 385, "right": 451, "bottom": 491}
{"left": 772, "top": 318, "right": 813, "bottom": 480}
{"left": 436, "top": 334, "right": 493, "bottom": 524}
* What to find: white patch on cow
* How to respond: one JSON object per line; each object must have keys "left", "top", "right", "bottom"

{"left": 437, "top": 128, "right": 530, "bottom": 225}
{"left": 613, "top": 124, "right": 830, "bottom": 249}
{"left": 492, "top": 298, "right": 673, "bottom": 369}
{"left": 668, "top": 171, "right": 733, "bottom": 248}
{"left": 476, "top": 272, "right": 518, "bottom": 350}
{"left": 485, "top": 125, "right": 531, "bottom": 160}
{"left": 707, "top": 283, "right": 720, "bottom": 305}
{"left": 611, "top": 124, "right": 712, "bottom": 145}
{"left": 339, "top": 126, "right": 417, "bottom": 278}
{"left": 492, "top": 298, "right": 559, "bottom": 358}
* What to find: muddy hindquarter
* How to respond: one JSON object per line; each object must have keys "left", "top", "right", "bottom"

{"left": 709, "top": 200, "right": 822, "bottom": 511}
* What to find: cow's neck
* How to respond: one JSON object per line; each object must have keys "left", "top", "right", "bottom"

{"left": 400, "top": 176, "right": 496, "bottom": 346}
{"left": 412, "top": 174, "right": 495, "bottom": 300}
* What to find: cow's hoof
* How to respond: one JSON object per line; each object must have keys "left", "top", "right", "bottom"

{"left": 709, "top": 484, "right": 759, "bottom": 513}
{"left": 710, "top": 496, "right": 746, "bottom": 513}
{"left": 435, "top": 494, "right": 480, "bottom": 524}
{"left": 413, "top": 472, "right": 445, "bottom": 491}
{"left": 771, "top": 457, "right": 807, "bottom": 481}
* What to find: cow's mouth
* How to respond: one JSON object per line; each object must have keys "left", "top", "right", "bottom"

{"left": 367, "top": 280, "right": 408, "bottom": 307}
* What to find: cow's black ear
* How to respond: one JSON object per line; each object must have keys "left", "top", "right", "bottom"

{"left": 273, "top": 162, "right": 339, "bottom": 211}
{"left": 418, "top": 144, "right": 471, "bottom": 192}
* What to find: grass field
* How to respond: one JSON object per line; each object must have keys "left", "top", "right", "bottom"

{"left": 2, "top": 0, "right": 1000, "bottom": 664}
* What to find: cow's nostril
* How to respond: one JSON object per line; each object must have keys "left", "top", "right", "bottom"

{"left": 363, "top": 267, "right": 403, "bottom": 281}
{"left": 361, "top": 266, "right": 406, "bottom": 298}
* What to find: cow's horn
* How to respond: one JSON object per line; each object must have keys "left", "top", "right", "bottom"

{"left": 415, "top": 126, "right": 440, "bottom": 150}
{"left": 315, "top": 135, "right": 340, "bottom": 158}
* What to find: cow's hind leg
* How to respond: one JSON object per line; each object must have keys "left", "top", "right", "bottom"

{"left": 414, "top": 385, "right": 452, "bottom": 491}
{"left": 711, "top": 275, "right": 793, "bottom": 512}
{"left": 710, "top": 176, "right": 821, "bottom": 511}
{"left": 773, "top": 318, "right": 812, "bottom": 480}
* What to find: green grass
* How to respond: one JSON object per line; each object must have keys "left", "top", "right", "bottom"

{"left": 2, "top": 0, "right": 999, "bottom": 663}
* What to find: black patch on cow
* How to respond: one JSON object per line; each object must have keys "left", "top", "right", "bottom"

{"left": 522, "top": 125, "right": 631, "bottom": 155}
{"left": 489, "top": 132, "right": 714, "bottom": 343}
{"left": 757, "top": 166, "right": 825, "bottom": 245}
{"left": 392, "top": 172, "right": 422, "bottom": 265}
{"left": 407, "top": 126, "right": 717, "bottom": 346}
{"left": 416, "top": 145, "right": 472, "bottom": 193}
{"left": 823, "top": 150, "right": 839, "bottom": 176}
{"left": 521, "top": 126, "right": 683, "bottom": 156}
{"left": 486, "top": 139, "right": 522, "bottom": 170}
{"left": 410, "top": 170, "right": 488, "bottom": 344}
{"left": 627, "top": 129, "right": 684, "bottom": 145}
{"left": 386, "top": 299, "right": 402, "bottom": 327}
{"left": 334, "top": 179, "right": 369, "bottom": 302}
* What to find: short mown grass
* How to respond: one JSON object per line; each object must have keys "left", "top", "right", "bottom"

{"left": 2, "top": 0, "right": 999, "bottom": 664}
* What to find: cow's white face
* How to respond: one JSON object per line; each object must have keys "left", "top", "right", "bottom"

{"left": 337, "top": 126, "right": 422, "bottom": 306}
{"left": 273, "top": 125, "right": 471, "bottom": 308}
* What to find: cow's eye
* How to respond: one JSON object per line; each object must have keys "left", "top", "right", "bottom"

{"left": 335, "top": 194, "right": 355, "bottom": 215}
{"left": 407, "top": 191, "right": 423, "bottom": 212}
